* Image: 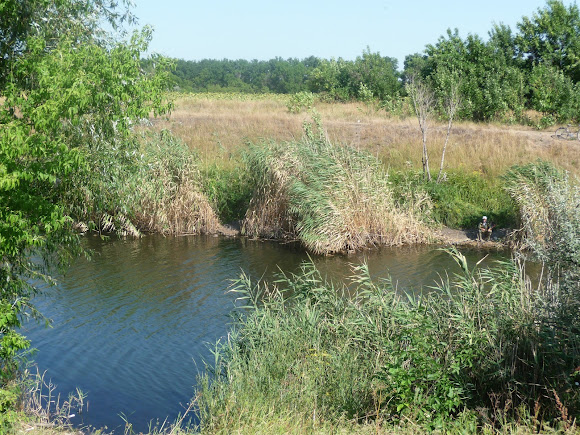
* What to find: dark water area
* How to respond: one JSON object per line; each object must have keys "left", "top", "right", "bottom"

{"left": 24, "top": 234, "right": 513, "bottom": 433}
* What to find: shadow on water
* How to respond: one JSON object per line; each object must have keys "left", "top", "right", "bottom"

{"left": 24, "top": 234, "right": 515, "bottom": 433}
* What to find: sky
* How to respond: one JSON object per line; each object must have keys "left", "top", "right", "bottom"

{"left": 130, "top": 0, "right": 576, "bottom": 69}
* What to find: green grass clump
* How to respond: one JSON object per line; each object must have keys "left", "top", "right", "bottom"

{"left": 196, "top": 249, "right": 580, "bottom": 433}
{"left": 390, "top": 170, "right": 518, "bottom": 229}
{"left": 199, "top": 161, "right": 253, "bottom": 224}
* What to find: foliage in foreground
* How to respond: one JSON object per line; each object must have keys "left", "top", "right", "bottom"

{"left": 196, "top": 159, "right": 580, "bottom": 434}
{"left": 0, "top": 0, "right": 173, "bottom": 431}
{"left": 242, "top": 115, "right": 432, "bottom": 254}
{"left": 196, "top": 249, "right": 580, "bottom": 433}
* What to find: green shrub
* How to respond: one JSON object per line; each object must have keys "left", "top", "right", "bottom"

{"left": 199, "top": 161, "right": 254, "bottom": 223}
{"left": 0, "top": 384, "right": 19, "bottom": 433}
{"left": 390, "top": 170, "right": 518, "bottom": 229}
{"left": 286, "top": 91, "right": 315, "bottom": 114}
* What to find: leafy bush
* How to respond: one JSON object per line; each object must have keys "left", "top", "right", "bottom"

{"left": 286, "top": 91, "right": 315, "bottom": 114}
{"left": 200, "top": 161, "right": 254, "bottom": 223}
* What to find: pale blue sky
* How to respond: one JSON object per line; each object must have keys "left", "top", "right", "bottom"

{"left": 131, "top": 0, "right": 576, "bottom": 69}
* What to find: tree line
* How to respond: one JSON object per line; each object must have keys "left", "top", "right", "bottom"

{"left": 171, "top": 0, "right": 580, "bottom": 124}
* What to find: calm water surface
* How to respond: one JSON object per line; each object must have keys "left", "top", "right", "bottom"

{"left": 25, "top": 234, "right": 510, "bottom": 432}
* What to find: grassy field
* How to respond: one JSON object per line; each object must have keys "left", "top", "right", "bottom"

{"left": 152, "top": 93, "right": 579, "bottom": 177}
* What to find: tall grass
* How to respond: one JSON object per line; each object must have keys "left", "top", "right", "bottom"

{"left": 196, "top": 249, "right": 580, "bottom": 433}
{"left": 504, "top": 160, "right": 580, "bottom": 322}
{"left": 130, "top": 131, "right": 221, "bottom": 235}
{"left": 60, "top": 130, "right": 221, "bottom": 236}
{"left": 145, "top": 94, "right": 578, "bottom": 235}
{"left": 153, "top": 94, "right": 580, "bottom": 178}
{"left": 242, "top": 115, "right": 432, "bottom": 254}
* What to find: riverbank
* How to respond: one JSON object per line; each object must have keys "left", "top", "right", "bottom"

{"left": 61, "top": 93, "right": 575, "bottom": 253}
{"left": 136, "top": 93, "right": 578, "bottom": 253}
{"left": 436, "top": 226, "right": 510, "bottom": 248}
{"left": 12, "top": 96, "right": 579, "bottom": 434}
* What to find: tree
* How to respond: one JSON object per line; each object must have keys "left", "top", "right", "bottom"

{"left": 421, "top": 28, "right": 528, "bottom": 122}
{"left": 0, "top": 0, "right": 171, "bottom": 423}
{"left": 351, "top": 48, "right": 401, "bottom": 100}
{"left": 516, "top": 0, "right": 580, "bottom": 82}
{"left": 406, "top": 75, "right": 434, "bottom": 181}
{"left": 433, "top": 67, "right": 462, "bottom": 183}
{"left": 528, "top": 63, "right": 578, "bottom": 120}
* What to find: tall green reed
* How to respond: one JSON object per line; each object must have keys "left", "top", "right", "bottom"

{"left": 197, "top": 249, "right": 579, "bottom": 433}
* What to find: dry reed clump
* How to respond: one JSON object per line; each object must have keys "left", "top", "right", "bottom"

{"left": 131, "top": 132, "right": 221, "bottom": 235}
{"left": 504, "top": 160, "right": 580, "bottom": 253}
{"left": 242, "top": 118, "right": 432, "bottom": 254}
{"left": 61, "top": 128, "right": 222, "bottom": 237}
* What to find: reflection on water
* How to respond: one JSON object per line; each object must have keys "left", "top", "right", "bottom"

{"left": 25, "top": 235, "right": 512, "bottom": 433}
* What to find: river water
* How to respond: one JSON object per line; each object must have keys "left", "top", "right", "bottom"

{"left": 24, "top": 234, "right": 510, "bottom": 433}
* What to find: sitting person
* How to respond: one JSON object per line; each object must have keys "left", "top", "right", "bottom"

{"left": 478, "top": 216, "right": 493, "bottom": 241}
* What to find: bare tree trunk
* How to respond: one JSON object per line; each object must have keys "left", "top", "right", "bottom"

{"left": 437, "top": 71, "right": 461, "bottom": 183}
{"left": 437, "top": 116, "right": 453, "bottom": 183}
{"left": 422, "top": 128, "right": 431, "bottom": 181}
{"left": 406, "top": 75, "right": 434, "bottom": 181}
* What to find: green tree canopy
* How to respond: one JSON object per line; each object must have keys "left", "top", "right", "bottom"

{"left": 516, "top": 0, "right": 580, "bottom": 82}
{"left": 0, "top": 1, "right": 172, "bottom": 423}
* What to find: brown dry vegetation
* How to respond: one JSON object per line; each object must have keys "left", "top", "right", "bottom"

{"left": 152, "top": 93, "right": 580, "bottom": 177}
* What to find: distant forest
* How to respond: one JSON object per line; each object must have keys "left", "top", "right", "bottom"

{"left": 168, "top": 0, "right": 580, "bottom": 124}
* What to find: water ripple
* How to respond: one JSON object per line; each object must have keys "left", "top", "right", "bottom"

{"left": 25, "top": 235, "right": 510, "bottom": 433}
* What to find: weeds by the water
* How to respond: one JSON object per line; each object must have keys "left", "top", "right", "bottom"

{"left": 504, "top": 160, "right": 580, "bottom": 325}
{"left": 199, "top": 160, "right": 253, "bottom": 223}
{"left": 242, "top": 115, "right": 432, "bottom": 254}
{"left": 131, "top": 131, "right": 220, "bottom": 235}
{"left": 196, "top": 249, "right": 580, "bottom": 433}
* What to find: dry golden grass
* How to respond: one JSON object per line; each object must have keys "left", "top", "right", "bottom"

{"left": 152, "top": 93, "right": 579, "bottom": 177}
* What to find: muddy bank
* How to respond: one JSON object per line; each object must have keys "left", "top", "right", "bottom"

{"left": 435, "top": 226, "right": 510, "bottom": 249}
